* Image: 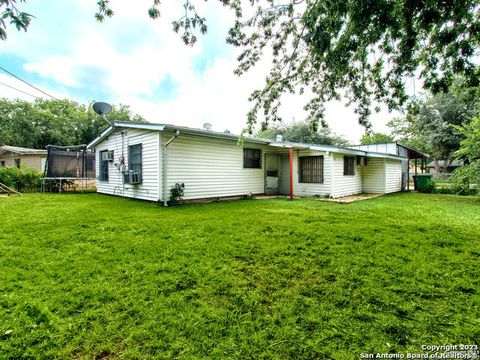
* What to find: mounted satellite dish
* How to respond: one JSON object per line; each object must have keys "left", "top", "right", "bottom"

{"left": 92, "top": 102, "right": 113, "bottom": 117}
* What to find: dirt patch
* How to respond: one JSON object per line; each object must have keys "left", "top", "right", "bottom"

{"left": 312, "top": 193, "right": 383, "bottom": 203}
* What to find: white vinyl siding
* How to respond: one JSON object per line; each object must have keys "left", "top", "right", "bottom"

{"left": 331, "top": 154, "right": 362, "bottom": 198}
{"left": 385, "top": 159, "right": 402, "bottom": 193}
{"left": 95, "top": 128, "right": 160, "bottom": 201}
{"left": 293, "top": 150, "right": 331, "bottom": 197}
{"left": 362, "top": 158, "right": 386, "bottom": 193}
{"left": 362, "top": 158, "right": 402, "bottom": 194}
{"left": 163, "top": 134, "right": 267, "bottom": 201}
{"left": 92, "top": 127, "right": 405, "bottom": 202}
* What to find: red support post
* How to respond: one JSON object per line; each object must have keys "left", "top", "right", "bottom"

{"left": 289, "top": 148, "right": 294, "bottom": 201}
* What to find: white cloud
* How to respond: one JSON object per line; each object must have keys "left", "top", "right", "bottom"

{"left": 1, "top": 0, "right": 402, "bottom": 143}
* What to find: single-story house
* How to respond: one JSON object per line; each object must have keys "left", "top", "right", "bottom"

{"left": 349, "top": 142, "right": 428, "bottom": 190}
{"left": 427, "top": 160, "right": 463, "bottom": 174}
{"left": 0, "top": 145, "right": 47, "bottom": 172}
{"left": 88, "top": 122, "right": 410, "bottom": 205}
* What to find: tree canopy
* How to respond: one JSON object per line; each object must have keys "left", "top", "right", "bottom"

{"left": 387, "top": 81, "right": 479, "bottom": 175}
{"left": 2, "top": 0, "right": 479, "bottom": 132}
{"left": 359, "top": 132, "right": 394, "bottom": 145}
{"left": 0, "top": 98, "right": 144, "bottom": 149}
{"left": 453, "top": 116, "right": 480, "bottom": 184}
{"left": 256, "top": 120, "right": 349, "bottom": 146}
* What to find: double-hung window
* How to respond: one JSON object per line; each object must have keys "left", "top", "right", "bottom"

{"left": 243, "top": 148, "right": 261, "bottom": 168}
{"left": 99, "top": 150, "right": 109, "bottom": 181}
{"left": 343, "top": 156, "right": 355, "bottom": 175}
{"left": 128, "top": 144, "right": 142, "bottom": 182}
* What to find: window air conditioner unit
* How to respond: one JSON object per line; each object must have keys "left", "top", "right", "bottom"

{"left": 102, "top": 151, "right": 114, "bottom": 162}
{"left": 124, "top": 171, "right": 141, "bottom": 184}
{"left": 357, "top": 156, "right": 368, "bottom": 166}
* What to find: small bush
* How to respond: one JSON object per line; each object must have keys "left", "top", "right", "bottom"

{"left": 418, "top": 179, "right": 436, "bottom": 193}
{"left": 169, "top": 182, "right": 185, "bottom": 205}
{"left": 0, "top": 166, "right": 42, "bottom": 193}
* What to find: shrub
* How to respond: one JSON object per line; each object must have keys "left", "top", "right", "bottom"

{"left": 0, "top": 166, "right": 42, "bottom": 193}
{"left": 169, "top": 183, "right": 185, "bottom": 205}
{"left": 446, "top": 167, "right": 479, "bottom": 195}
{"left": 418, "top": 179, "right": 436, "bottom": 193}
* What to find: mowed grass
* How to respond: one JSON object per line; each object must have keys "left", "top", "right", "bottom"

{"left": 0, "top": 193, "right": 479, "bottom": 359}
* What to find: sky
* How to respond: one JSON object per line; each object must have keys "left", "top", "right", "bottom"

{"left": 0, "top": 0, "right": 406, "bottom": 143}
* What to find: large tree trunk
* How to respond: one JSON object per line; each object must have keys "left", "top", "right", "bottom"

{"left": 434, "top": 159, "right": 441, "bottom": 178}
{"left": 443, "top": 159, "right": 451, "bottom": 174}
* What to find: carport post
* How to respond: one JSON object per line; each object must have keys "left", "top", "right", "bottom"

{"left": 289, "top": 148, "right": 294, "bottom": 201}
{"left": 407, "top": 158, "right": 410, "bottom": 191}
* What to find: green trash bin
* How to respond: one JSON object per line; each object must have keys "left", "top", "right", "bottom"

{"left": 412, "top": 174, "right": 433, "bottom": 191}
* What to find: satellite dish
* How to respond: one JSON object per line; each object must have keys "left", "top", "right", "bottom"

{"left": 92, "top": 102, "right": 113, "bottom": 117}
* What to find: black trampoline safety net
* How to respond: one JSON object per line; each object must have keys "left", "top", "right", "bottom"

{"left": 44, "top": 145, "right": 96, "bottom": 179}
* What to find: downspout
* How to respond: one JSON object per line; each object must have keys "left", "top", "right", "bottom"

{"left": 162, "top": 130, "right": 180, "bottom": 207}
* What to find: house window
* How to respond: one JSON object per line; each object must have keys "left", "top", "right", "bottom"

{"left": 344, "top": 156, "right": 355, "bottom": 175}
{"left": 0, "top": 161, "right": 5, "bottom": 167}
{"left": 299, "top": 156, "right": 324, "bottom": 183}
{"left": 128, "top": 144, "right": 142, "bottom": 182}
{"left": 14, "top": 159, "right": 21, "bottom": 168}
{"left": 99, "top": 150, "right": 109, "bottom": 181}
{"left": 243, "top": 148, "right": 261, "bottom": 168}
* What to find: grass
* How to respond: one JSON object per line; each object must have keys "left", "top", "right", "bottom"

{"left": 0, "top": 193, "right": 479, "bottom": 359}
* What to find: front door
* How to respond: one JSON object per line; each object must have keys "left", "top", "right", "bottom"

{"left": 279, "top": 155, "right": 291, "bottom": 195}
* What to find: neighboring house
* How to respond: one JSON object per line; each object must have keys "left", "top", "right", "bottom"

{"left": 0, "top": 145, "right": 47, "bottom": 173}
{"left": 88, "top": 122, "right": 409, "bottom": 204}
{"left": 349, "top": 142, "right": 428, "bottom": 191}
{"left": 427, "top": 160, "right": 463, "bottom": 174}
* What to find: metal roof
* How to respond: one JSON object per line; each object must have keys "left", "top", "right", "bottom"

{"left": 87, "top": 122, "right": 408, "bottom": 160}
{"left": 427, "top": 160, "right": 464, "bottom": 168}
{"left": 349, "top": 142, "right": 429, "bottom": 158}
{"left": 0, "top": 145, "right": 47, "bottom": 155}
{"left": 87, "top": 121, "right": 270, "bottom": 148}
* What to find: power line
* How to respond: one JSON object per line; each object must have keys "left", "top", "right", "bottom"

{"left": 0, "top": 80, "right": 40, "bottom": 99}
{"left": 0, "top": 65, "right": 60, "bottom": 101}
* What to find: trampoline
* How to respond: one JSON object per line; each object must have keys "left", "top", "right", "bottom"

{"left": 42, "top": 145, "right": 96, "bottom": 192}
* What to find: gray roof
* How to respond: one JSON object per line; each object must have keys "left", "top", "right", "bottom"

{"left": 427, "top": 160, "right": 464, "bottom": 168}
{"left": 0, "top": 145, "right": 47, "bottom": 155}
{"left": 349, "top": 142, "right": 429, "bottom": 158}
{"left": 87, "top": 121, "right": 407, "bottom": 160}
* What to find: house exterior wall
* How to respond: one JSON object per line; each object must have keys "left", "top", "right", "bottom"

{"left": 362, "top": 158, "right": 402, "bottom": 194}
{"left": 95, "top": 128, "right": 160, "bottom": 201}
{"left": 292, "top": 150, "right": 331, "bottom": 197}
{"left": 163, "top": 133, "right": 268, "bottom": 201}
{"left": 21, "top": 155, "right": 46, "bottom": 172}
{"left": 0, "top": 153, "right": 16, "bottom": 167}
{"left": 92, "top": 127, "right": 405, "bottom": 202}
{"left": 362, "top": 158, "right": 386, "bottom": 193}
{"left": 385, "top": 159, "right": 402, "bottom": 193}
{"left": 331, "top": 154, "right": 363, "bottom": 197}
{"left": 0, "top": 153, "right": 46, "bottom": 172}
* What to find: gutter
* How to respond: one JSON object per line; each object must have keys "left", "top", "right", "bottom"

{"left": 162, "top": 130, "right": 180, "bottom": 207}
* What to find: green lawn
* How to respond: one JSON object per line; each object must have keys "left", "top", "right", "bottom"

{"left": 0, "top": 193, "right": 479, "bottom": 359}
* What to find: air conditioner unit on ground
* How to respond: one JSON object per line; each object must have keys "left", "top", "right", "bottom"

{"left": 102, "top": 151, "right": 114, "bottom": 162}
{"left": 124, "top": 171, "right": 141, "bottom": 184}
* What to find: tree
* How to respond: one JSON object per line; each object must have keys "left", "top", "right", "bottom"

{"left": 2, "top": 0, "right": 479, "bottom": 132}
{"left": 256, "top": 120, "right": 349, "bottom": 146}
{"left": 360, "top": 133, "right": 394, "bottom": 145}
{"left": 453, "top": 116, "right": 480, "bottom": 185}
{"left": 0, "top": 98, "right": 144, "bottom": 148}
{"left": 388, "top": 84, "right": 479, "bottom": 176}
